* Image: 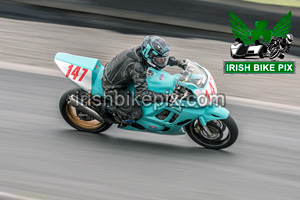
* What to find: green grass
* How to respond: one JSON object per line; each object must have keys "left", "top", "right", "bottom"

{"left": 242, "top": 0, "right": 300, "bottom": 8}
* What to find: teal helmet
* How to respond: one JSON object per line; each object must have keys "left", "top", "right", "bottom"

{"left": 141, "top": 35, "right": 170, "bottom": 70}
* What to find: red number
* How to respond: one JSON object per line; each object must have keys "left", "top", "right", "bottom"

{"left": 66, "top": 65, "right": 73, "bottom": 77}
{"left": 71, "top": 66, "right": 81, "bottom": 80}
{"left": 209, "top": 82, "right": 215, "bottom": 94}
{"left": 78, "top": 68, "right": 88, "bottom": 82}
{"left": 66, "top": 65, "right": 88, "bottom": 81}
{"left": 205, "top": 90, "right": 211, "bottom": 102}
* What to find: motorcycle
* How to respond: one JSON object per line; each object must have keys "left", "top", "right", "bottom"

{"left": 55, "top": 53, "right": 238, "bottom": 149}
{"left": 267, "top": 40, "right": 289, "bottom": 59}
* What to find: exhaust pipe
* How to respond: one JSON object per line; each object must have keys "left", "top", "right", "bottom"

{"left": 67, "top": 94, "right": 104, "bottom": 123}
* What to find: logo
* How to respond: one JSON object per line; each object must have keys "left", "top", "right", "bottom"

{"left": 149, "top": 125, "right": 157, "bottom": 129}
{"left": 225, "top": 11, "right": 295, "bottom": 74}
{"left": 230, "top": 11, "right": 292, "bottom": 60}
{"left": 159, "top": 74, "right": 164, "bottom": 80}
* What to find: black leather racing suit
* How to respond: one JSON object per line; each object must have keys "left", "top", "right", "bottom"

{"left": 101, "top": 46, "right": 184, "bottom": 122}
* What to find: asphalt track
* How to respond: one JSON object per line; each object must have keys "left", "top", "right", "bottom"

{"left": 0, "top": 67, "right": 300, "bottom": 200}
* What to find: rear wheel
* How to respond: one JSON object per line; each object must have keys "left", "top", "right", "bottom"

{"left": 185, "top": 115, "right": 238, "bottom": 150}
{"left": 59, "top": 88, "right": 112, "bottom": 133}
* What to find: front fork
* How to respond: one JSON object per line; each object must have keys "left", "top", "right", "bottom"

{"left": 197, "top": 105, "right": 230, "bottom": 136}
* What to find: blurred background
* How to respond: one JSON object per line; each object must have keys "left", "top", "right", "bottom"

{"left": 0, "top": 0, "right": 300, "bottom": 200}
{"left": 1, "top": 0, "right": 300, "bottom": 104}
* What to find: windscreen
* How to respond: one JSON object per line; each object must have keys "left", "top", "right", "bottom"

{"left": 178, "top": 60, "right": 208, "bottom": 88}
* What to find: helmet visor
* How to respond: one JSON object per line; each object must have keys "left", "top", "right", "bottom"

{"left": 152, "top": 55, "right": 169, "bottom": 69}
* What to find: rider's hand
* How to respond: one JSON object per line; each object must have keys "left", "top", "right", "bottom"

{"left": 178, "top": 59, "right": 187, "bottom": 70}
{"left": 167, "top": 93, "right": 179, "bottom": 104}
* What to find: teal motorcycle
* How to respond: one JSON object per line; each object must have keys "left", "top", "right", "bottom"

{"left": 55, "top": 53, "right": 238, "bottom": 149}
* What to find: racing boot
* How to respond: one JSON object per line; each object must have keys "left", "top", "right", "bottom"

{"left": 100, "top": 103, "right": 116, "bottom": 124}
{"left": 117, "top": 112, "right": 139, "bottom": 128}
{"left": 118, "top": 119, "right": 136, "bottom": 128}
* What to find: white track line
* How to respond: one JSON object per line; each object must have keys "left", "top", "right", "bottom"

{"left": 0, "top": 61, "right": 62, "bottom": 77}
{"left": 0, "top": 192, "right": 41, "bottom": 200}
{"left": 1, "top": 61, "right": 299, "bottom": 115}
{"left": 226, "top": 96, "right": 300, "bottom": 116}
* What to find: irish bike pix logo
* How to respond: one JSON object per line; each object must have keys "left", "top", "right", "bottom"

{"left": 225, "top": 11, "right": 296, "bottom": 74}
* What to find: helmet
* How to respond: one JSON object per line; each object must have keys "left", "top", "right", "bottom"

{"left": 286, "top": 34, "right": 293, "bottom": 44}
{"left": 141, "top": 35, "right": 170, "bottom": 70}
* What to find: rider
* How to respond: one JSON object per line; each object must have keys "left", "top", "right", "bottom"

{"left": 268, "top": 33, "right": 293, "bottom": 59}
{"left": 101, "top": 35, "right": 187, "bottom": 126}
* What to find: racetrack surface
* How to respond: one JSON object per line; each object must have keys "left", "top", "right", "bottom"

{"left": 0, "top": 67, "right": 300, "bottom": 200}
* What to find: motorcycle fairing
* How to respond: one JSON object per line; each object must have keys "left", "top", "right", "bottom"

{"left": 198, "top": 105, "right": 229, "bottom": 126}
{"left": 121, "top": 102, "right": 206, "bottom": 135}
{"left": 121, "top": 102, "right": 229, "bottom": 134}
{"left": 146, "top": 68, "right": 177, "bottom": 93}
{"left": 55, "top": 53, "right": 105, "bottom": 96}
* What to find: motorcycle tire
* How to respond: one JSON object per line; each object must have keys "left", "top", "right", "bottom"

{"left": 269, "top": 47, "right": 280, "bottom": 59}
{"left": 185, "top": 115, "right": 238, "bottom": 150}
{"left": 59, "top": 88, "right": 112, "bottom": 133}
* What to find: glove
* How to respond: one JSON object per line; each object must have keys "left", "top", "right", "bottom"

{"left": 168, "top": 57, "right": 187, "bottom": 69}
{"left": 178, "top": 59, "right": 187, "bottom": 70}
{"left": 166, "top": 93, "right": 179, "bottom": 104}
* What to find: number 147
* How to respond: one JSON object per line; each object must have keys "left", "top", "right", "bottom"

{"left": 66, "top": 65, "right": 88, "bottom": 82}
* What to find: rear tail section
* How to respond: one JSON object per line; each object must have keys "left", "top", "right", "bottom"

{"left": 54, "top": 53, "right": 105, "bottom": 95}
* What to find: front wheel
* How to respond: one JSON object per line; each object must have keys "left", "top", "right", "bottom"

{"left": 185, "top": 115, "right": 238, "bottom": 150}
{"left": 269, "top": 47, "right": 280, "bottom": 59}
{"left": 59, "top": 88, "right": 112, "bottom": 133}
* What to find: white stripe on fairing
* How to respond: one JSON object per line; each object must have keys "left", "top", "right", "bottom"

{"left": 0, "top": 191, "right": 42, "bottom": 200}
{"left": 1, "top": 61, "right": 300, "bottom": 115}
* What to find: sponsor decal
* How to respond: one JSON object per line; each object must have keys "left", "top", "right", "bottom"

{"left": 149, "top": 125, "right": 157, "bottom": 129}
{"left": 159, "top": 74, "right": 165, "bottom": 80}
